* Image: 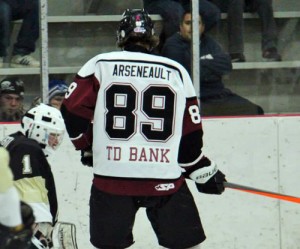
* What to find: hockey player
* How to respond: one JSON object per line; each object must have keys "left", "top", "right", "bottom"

{"left": 62, "top": 9, "right": 226, "bottom": 249}
{"left": 0, "top": 146, "right": 35, "bottom": 249}
{"left": 1, "top": 103, "right": 66, "bottom": 248}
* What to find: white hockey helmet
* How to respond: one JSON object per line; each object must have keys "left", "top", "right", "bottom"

{"left": 21, "top": 103, "right": 66, "bottom": 156}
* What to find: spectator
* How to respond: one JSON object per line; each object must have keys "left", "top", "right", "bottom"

{"left": 161, "top": 7, "right": 264, "bottom": 116}
{"left": 62, "top": 9, "right": 226, "bottom": 249}
{"left": 208, "top": 0, "right": 281, "bottom": 62}
{"left": 143, "top": 0, "right": 220, "bottom": 52}
{"left": 29, "top": 79, "right": 69, "bottom": 110}
{"left": 0, "top": 77, "right": 25, "bottom": 121}
{"left": 0, "top": 0, "right": 40, "bottom": 67}
{"left": 48, "top": 79, "right": 68, "bottom": 110}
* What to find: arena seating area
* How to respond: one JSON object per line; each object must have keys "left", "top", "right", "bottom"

{"left": 0, "top": 0, "right": 299, "bottom": 114}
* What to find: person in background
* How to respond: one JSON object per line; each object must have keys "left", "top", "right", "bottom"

{"left": 62, "top": 9, "right": 226, "bottom": 249}
{"left": 143, "top": 0, "right": 220, "bottom": 52}
{"left": 208, "top": 0, "right": 281, "bottom": 62}
{"left": 0, "top": 0, "right": 40, "bottom": 67}
{"left": 48, "top": 79, "right": 68, "bottom": 110}
{"left": 1, "top": 103, "right": 66, "bottom": 248}
{"left": 0, "top": 146, "right": 35, "bottom": 249}
{"left": 161, "top": 6, "right": 264, "bottom": 116}
{"left": 0, "top": 77, "right": 25, "bottom": 121}
{"left": 30, "top": 79, "right": 69, "bottom": 110}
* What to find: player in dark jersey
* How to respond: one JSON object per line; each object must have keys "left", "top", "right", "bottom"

{"left": 62, "top": 9, "right": 226, "bottom": 249}
{"left": 1, "top": 103, "right": 65, "bottom": 249}
{"left": 0, "top": 146, "right": 35, "bottom": 249}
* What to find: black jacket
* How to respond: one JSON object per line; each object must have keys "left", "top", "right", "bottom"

{"left": 161, "top": 32, "right": 232, "bottom": 97}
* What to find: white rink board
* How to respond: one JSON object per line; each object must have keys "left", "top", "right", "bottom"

{"left": 1, "top": 116, "right": 300, "bottom": 249}
{"left": 277, "top": 118, "right": 300, "bottom": 249}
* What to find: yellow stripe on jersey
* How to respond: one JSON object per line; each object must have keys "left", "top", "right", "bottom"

{"left": 14, "top": 176, "right": 49, "bottom": 204}
{"left": 0, "top": 147, "right": 14, "bottom": 193}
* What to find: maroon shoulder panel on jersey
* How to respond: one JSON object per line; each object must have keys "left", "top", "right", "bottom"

{"left": 63, "top": 74, "right": 100, "bottom": 120}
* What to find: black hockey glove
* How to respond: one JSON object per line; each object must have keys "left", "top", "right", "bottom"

{"left": 196, "top": 170, "right": 226, "bottom": 195}
{"left": 81, "top": 149, "right": 93, "bottom": 167}
{"left": 20, "top": 201, "right": 35, "bottom": 230}
{"left": 0, "top": 201, "right": 35, "bottom": 249}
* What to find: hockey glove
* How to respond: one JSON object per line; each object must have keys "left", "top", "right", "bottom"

{"left": 81, "top": 149, "right": 93, "bottom": 167}
{"left": 52, "top": 222, "right": 78, "bottom": 249}
{"left": 0, "top": 202, "right": 35, "bottom": 249}
{"left": 196, "top": 170, "right": 226, "bottom": 195}
{"left": 32, "top": 222, "right": 54, "bottom": 248}
{"left": 32, "top": 222, "right": 78, "bottom": 249}
{"left": 20, "top": 201, "right": 35, "bottom": 230}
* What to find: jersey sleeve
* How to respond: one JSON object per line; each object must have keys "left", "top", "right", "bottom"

{"left": 0, "top": 147, "right": 13, "bottom": 193}
{"left": 62, "top": 56, "right": 100, "bottom": 150}
{"left": 0, "top": 147, "right": 22, "bottom": 227}
{"left": 178, "top": 71, "right": 212, "bottom": 177}
{"left": 0, "top": 186, "right": 22, "bottom": 227}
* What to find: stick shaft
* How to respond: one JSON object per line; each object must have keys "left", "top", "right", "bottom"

{"left": 224, "top": 182, "right": 300, "bottom": 204}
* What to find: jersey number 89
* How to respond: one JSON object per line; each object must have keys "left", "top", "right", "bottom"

{"left": 105, "top": 83, "right": 176, "bottom": 142}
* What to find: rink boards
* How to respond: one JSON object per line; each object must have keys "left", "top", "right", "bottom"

{"left": 1, "top": 115, "right": 299, "bottom": 249}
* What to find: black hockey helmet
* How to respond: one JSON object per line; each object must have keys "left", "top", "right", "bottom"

{"left": 117, "top": 9, "right": 155, "bottom": 46}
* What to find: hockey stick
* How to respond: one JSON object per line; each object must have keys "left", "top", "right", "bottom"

{"left": 224, "top": 182, "right": 300, "bottom": 204}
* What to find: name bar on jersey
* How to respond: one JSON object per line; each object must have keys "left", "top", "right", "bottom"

{"left": 112, "top": 64, "right": 172, "bottom": 80}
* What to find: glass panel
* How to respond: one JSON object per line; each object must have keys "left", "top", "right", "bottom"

{"left": 0, "top": 0, "right": 41, "bottom": 122}
{"left": 189, "top": 1, "right": 300, "bottom": 116}
{"left": 48, "top": 22, "right": 118, "bottom": 67}
{"left": 46, "top": 0, "right": 153, "bottom": 113}
{"left": 48, "top": 0, "right": 144, "bottom": 16}
{"left": 2, "top": 0, "right": 299, "bottom": 121}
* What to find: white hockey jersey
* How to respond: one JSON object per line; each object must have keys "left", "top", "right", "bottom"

{"left": 63, "top": 48, "right": 210, "bottom": 196}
